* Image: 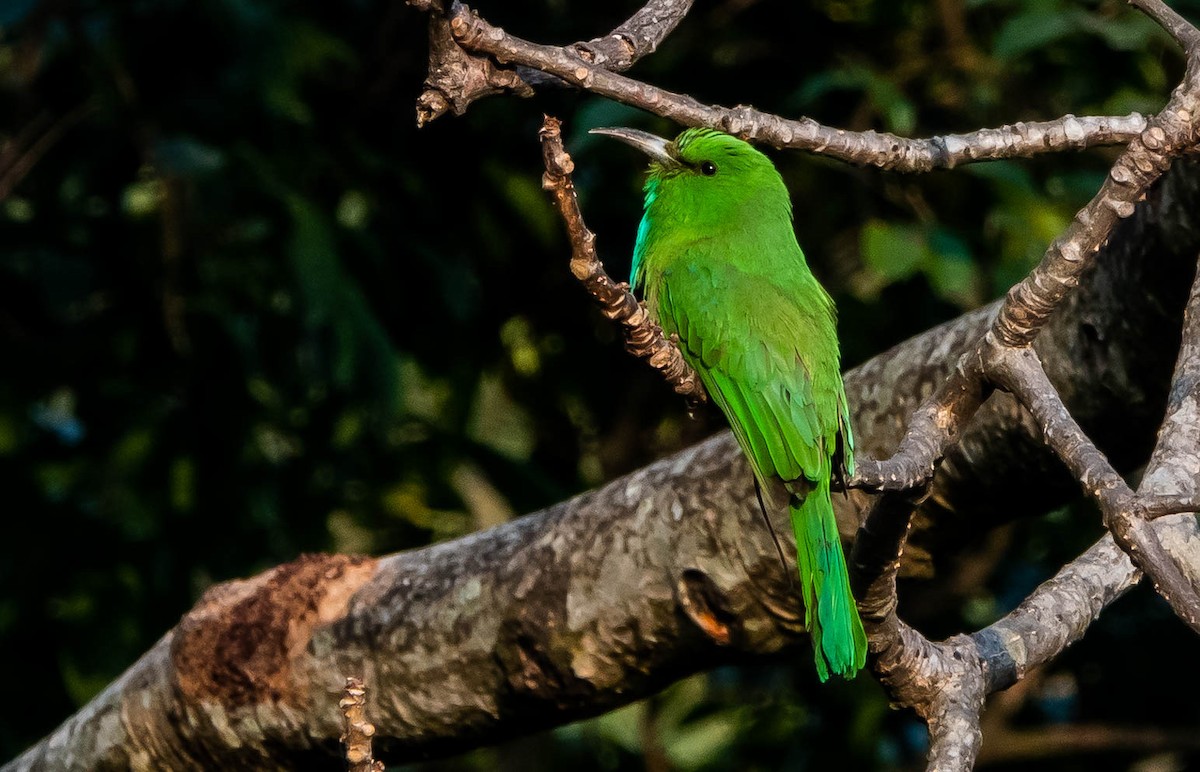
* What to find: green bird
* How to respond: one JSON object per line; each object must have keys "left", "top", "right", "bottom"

{"left": 593, "top": 126, "right": 867, "bottom": 680}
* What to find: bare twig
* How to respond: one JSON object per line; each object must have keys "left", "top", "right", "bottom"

{"left": 1129, "top": 0, "right": 1200, "bottom": 51}
{"left": 851, "top": 356, "right": 990, "bottom": 491}
{"left": 340, "top": 677, "right": 385, "bottom": 772}
{"left": 441, "top": 4, "right": 1146, "bottom": 172}
{"left": 1140, "top": 254, "right": 1200, "bottom": 505}
{"left": 991, "top": 115, "right": 1186, "bottom": 348}
{"left": 573, "top": 0, "right": 695, "bottom": 70}
{"left": 854, "top": 8, "right": 1200, "bottom": 642}
{"left": 539, "top": 115, "right": 706, "bottom": 406}
{"left": 417, "top": 0, "right": 695, "bottom": 126}
{"left": 859, "top": 61, "right": 1200, "bottom": 484}
{"left": 415, "top": 9, "right": 534, "bottom": 128}
{"left": 1142, "top": 493, "right": 1200, "bottom": 519}
{"left": 986, "top": 346, "right": 1130, "bottom": 505}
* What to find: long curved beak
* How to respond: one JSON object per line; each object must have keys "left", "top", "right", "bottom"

{"left": 590, "top": 127, "right": 675, "bottom": 165}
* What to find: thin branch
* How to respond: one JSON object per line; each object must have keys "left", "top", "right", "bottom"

{"left": 539, "top": 115, "right": 706, "bottom": 406}
{"left": 924, "top": 656, "right": 988, "bottom": 772}
{"left": 991, "top": 120, "right": 1184, "bottom": 347}
{"left": 851, "top": 489, "right": 995, "bottom": 770}
{"left": 1125, "top": 252, "right": 1200, "bottom": 626}
{"left": 851, "top": 355, "right": 990, "bottom": 490}
{"left": 987, "top": 337, "right": 1200, "bottom": 634}
{"left": 444, "top": 4, "right": 1146, "bottom": 172}
{"left": 415, "top": 8, "right": 533, "bottom": 128}
{"left": 853, "top": 15, "right": 1200, "bottom": 662}
{"left": 1142, "top": 493, "right": 1200, "bottom": 519}
{"left": 972, "top": 535, "right": 1140, "bottom": 691}
{"left": 340, "top": 678, "right": 385, "bottom": 772}
{"left": 986, "top": 346, "right": 1130, "bottom": 505}
{"left": 1140, "top": 254, "right": 1200, "bottom": 504}
{"left": 852, "top": 489, "right": 928, "bottom": 625}
{"left": 574, "top": 0, "right": 695, "bottom": 70}
{"left": 1119, "top": 518, "right": 1200, "bottom": 629}
{"left": 417, "top": 0, "right": 695, "bottom": 125}
{"left": 873, "top": 510, "right": 1200, "bottom": 770}
{"left": 1128, "top": 0, "right": 1200, "bottom": 51}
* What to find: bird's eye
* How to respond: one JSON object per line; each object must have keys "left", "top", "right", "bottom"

{"left": 700, "top": 161, "right": 717, "bottom": 176}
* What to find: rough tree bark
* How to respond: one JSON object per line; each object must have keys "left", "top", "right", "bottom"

{"left": 7, "top": 153, "right": 1200, "bottom": 768}
{"left": 10, "top": 1, "right": 1200, "bottom": 770}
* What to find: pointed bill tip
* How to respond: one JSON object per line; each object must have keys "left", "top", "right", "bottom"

{"left": 590, "top": 127, "right": 675, "bottom": 165}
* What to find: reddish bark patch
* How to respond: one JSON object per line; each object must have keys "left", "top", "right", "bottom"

{"left": 171, "top": 553, "right": 378, "bottom": 707}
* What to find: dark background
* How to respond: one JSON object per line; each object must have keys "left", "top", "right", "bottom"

{"left": 2, "top": 0, "right": 1199, "bottom": 769}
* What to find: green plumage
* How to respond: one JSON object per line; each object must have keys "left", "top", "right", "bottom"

{"left": 609, "top": 126, "right": 866, "bottom": 680}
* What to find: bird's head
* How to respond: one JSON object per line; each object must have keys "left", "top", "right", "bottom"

{"left": 590, "top": 126, "right": 791, "bottom": 226}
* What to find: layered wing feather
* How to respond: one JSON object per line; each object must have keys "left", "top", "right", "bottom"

{"left": 650, "top": 260, "right": 845, "bottom": 495}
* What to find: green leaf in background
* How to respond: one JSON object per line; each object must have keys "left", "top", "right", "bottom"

{"left": 860, "top": 219, "right": 928, "bottom": 282}
{"left": 793, "top": 65, "right": 917, "bottom": 134}
{"left": 993, "top": 8, "right": 1082, "bottom": 59}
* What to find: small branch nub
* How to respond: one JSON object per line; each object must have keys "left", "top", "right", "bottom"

{"left": 341, "top": 677, "right": 384, "bottom": 772}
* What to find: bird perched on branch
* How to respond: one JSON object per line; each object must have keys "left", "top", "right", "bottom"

{"left": 593, "top": 126, "right": 866, "bottom": 680}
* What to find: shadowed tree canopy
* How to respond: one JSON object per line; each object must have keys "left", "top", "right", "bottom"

{"left": 3, "top": 0, "right": 1200, "bottom": 770}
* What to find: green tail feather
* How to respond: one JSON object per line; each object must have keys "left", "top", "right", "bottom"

{"left": 790, "top": 477, "right": 867, "bottom": 681}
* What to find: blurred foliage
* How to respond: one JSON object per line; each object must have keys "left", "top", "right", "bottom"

{"left": 2, "top": 0, "right": 1200, "bottom": 769}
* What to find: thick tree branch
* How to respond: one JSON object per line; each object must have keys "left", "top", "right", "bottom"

{"left": 10, "top": 149, "right": 1200, "bottom": 768}
{"left": 13, "top": 3, "right": 1200, "bottom": 769}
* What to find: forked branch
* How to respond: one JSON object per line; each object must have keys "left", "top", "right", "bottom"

{"left": 519, "top": 0, "right": 1200, "bottom": 769}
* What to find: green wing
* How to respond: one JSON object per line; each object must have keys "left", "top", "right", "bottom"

{"left": 651, "top": 260, "right": 848, "bottom": 494}
{"left": 651, "top": 257, "right": 865, "bottom": 681}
